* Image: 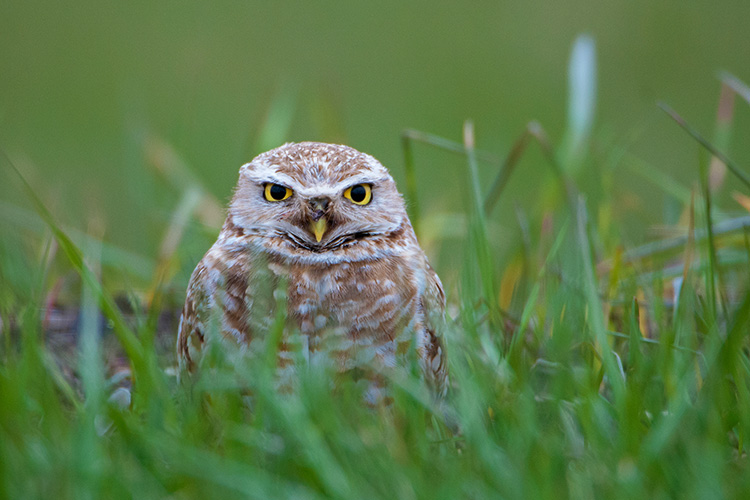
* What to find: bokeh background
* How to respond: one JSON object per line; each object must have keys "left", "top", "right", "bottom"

{"left": 2, "top": 0, "right": 750, "bottom": 291}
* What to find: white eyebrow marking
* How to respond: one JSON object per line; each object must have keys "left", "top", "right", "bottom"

{"left": 243, "top": 161, "right": 389, "bottom": 193}
{"left": 242, "top": 163, "right": 298, "bottom": 186}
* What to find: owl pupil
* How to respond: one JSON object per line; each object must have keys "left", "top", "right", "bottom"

{"left": 269, "top": 184, "right": 287, "bottom": 200}
{"left": 350, "top": 185, "right": 367, "bottom": 202}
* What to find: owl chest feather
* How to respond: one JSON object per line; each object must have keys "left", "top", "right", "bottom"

{"left": 266, "top": 255, "right": 418, "bottom": 341}
{"left": 240, "top": 252, "right": 420, "bottom": 373}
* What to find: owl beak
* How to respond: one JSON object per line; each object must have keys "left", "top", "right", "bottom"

{"left": 308, "top": 197, "right": 330, "bottom": 242}
{"left": 310, "top": 218, "right": 328, "bottom": 243}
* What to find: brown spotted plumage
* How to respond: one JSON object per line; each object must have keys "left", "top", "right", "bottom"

{"left": 177, "top": 142, "right": 447, "bottom": 398}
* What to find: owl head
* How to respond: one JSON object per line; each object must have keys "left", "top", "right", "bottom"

{"left": 227, "top": 142, "right": 410, "bottom": 260}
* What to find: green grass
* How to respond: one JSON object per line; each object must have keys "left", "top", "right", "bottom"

{"left": 3, "top": 49, "right": 750, "bottom": 500}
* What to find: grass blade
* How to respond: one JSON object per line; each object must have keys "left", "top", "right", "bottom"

{"left": 576, "top": 197, "right": 625, "bottom": 406}
{"left": 562, "top": 34, "right": 597, "bottom": 171}
{"left": 658, "top": 101, "right": 750, "bottom": 190}
{"left": 1, "top": 149, "right": 149, "bottom": 386}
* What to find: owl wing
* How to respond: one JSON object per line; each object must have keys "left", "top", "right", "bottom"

{"left": 177, "top": 260, "right": 211, "bottom": 371}
{"left": 177, "top": 247, "right": 252, "bottom": 372}
{"left": 420, "top": 259, "right": 448, "bottom": 397}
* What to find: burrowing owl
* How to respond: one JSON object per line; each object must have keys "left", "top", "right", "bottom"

{"left": 177, "top": 142, "right": 447, "bottom": 397}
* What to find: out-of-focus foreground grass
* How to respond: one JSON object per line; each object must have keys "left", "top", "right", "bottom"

{"left": 3, "top": 3, "right": 750, "bottom": 498}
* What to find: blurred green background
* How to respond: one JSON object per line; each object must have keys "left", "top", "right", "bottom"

{"left": 2, "top": 0, "right": 749, "bottom": 280}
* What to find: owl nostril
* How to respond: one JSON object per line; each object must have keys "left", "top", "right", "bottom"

{"left": 309, "top": 197, "right": 330, "bottom": 213}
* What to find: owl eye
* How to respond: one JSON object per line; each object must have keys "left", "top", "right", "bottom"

{"left": 344, "top": 184, "right": 372, "bottom": 205}
{"left": 264, "top": 183, "right": 293, "bottom": 201}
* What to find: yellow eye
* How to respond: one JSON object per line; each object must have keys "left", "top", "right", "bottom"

{"left": 264, "top": 183, "right": 293, "bottom": 202}
{"left": 344, "top": 184, "right": 372, "bottom": 205}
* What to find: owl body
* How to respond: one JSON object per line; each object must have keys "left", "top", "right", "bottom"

{"left": 178, "top": 142, "right": 446, "bottom": 396}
